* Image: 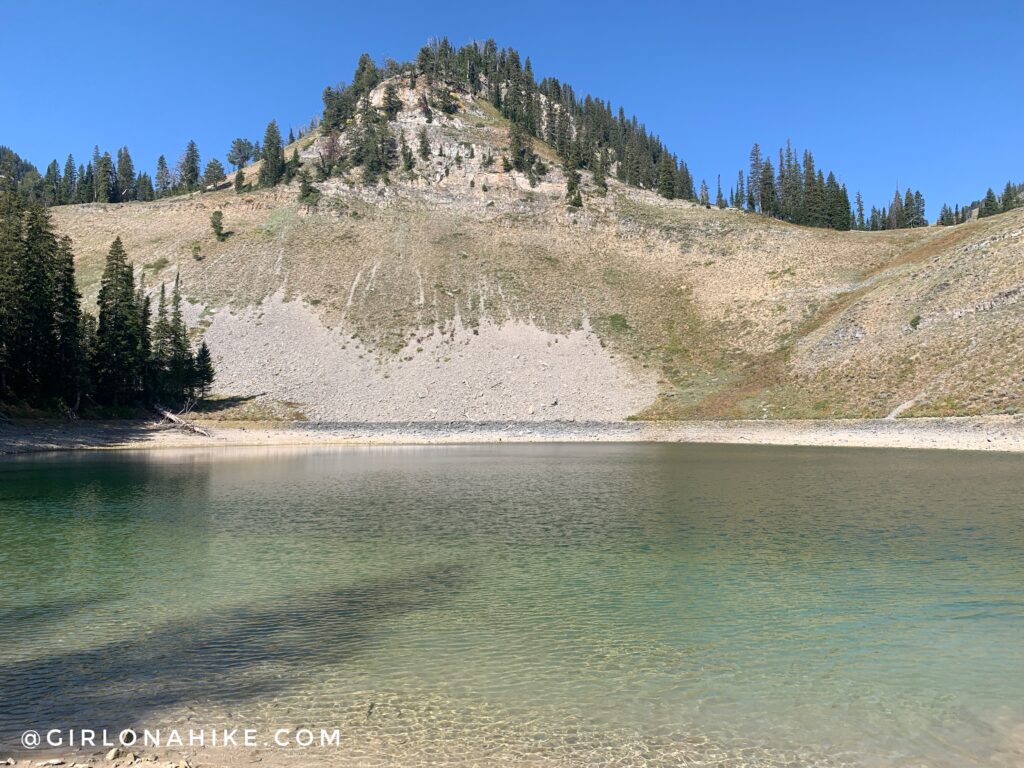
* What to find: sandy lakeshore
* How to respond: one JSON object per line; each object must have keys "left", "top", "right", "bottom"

{"left": 2, "top": 415, "right": 1024, "bottom": 455}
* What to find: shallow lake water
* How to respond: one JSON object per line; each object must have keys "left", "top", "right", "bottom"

{"left": 1, "top": 444, "right": 1022, "bottom": 766}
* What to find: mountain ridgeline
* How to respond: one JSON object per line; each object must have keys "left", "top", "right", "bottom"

{"left": 2, "top": 40, "right": 1023, "bottom": 422}
{"left": 10, "top": 38, "right": 1016, "bottom": 229}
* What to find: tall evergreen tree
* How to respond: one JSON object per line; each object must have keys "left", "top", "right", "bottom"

{"left": 417, "top": 127, "right": 431, "bottom": 160}
{"left": 193, "top": 341, "right": 215, "bottom": 398}
{"left": 94, "top": 151, "right": 115, "bottom": 203}
{"left": 180, "top": 141, "right": 201, "bottom": 192}
{"left": 382, "top": 82, "right": 403, "bottom": 120}
{"left": 167, "top": 273, "right": 194, "bottom": 399}
{"left": 61, "top": 154, "right": 77, "bottom": 204}
{"left": 78, "top": 163, "right": 93, "bottom": 203}
{"left": 400, "top": 133, "right": 414, "bottom": 171}
{"left": 761, "top": 160, "right": 779, "bottom": 216}
{"left": 802, "top": 150, "right": 820, "bottom": 225}
{"left": 155, "top": 156, "right": 171, "bottom": 198}
{"left": 150, "top": 283, "right": 172, "bottom": 394}
{"left": 1002, "top": 181, "right": 1019, "bottom": 212}
{"left": 258, "top": 121, "right": 285, "bottom": 187}
{"left": 980, "top": 187, "right": 1000, "bottom": 217}
{"left": 675, "top": 161, "right": 695, "bottom": 201}
{"left": 94, "top": 237, "right": 143, "bottom": 404}
{"left": 747, "top": 144, "right": 762, "bottom": 211}
{"left": 53, "top": 235, "right": 84, "bottom": 404}
{"left": 136, "top": 173, "right": 155, "bottom": 201}
{"left": 116, "top": 147, "right": 136, "bottom": 201}
{"left": 657, "top": 153, "right": 676, "bottom": 199}
{"left": 43, "top": 160, "right": 62, "bottom": 206}
{"left": 135, "top": 273, "right": 152, "bottom": 397}
{"left": 3, "top": 203, "right": 59, "bottom": 395}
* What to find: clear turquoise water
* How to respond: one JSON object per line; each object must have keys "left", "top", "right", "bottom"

{"left": 1, "top": 444, "right": 1023, "bottom": 766}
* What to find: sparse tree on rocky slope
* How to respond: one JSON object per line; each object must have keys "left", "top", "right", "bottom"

{"left": 258, "top": 121, "right": 285, "bottom": 187}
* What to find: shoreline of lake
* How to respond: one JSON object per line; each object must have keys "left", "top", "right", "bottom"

{"left": 2, "top": 415, "right": 1024, "bottom": 455}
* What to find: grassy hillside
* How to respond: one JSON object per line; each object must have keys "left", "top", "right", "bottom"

{"left": 50, "top": 79, "right": 1024, "bottom": 421}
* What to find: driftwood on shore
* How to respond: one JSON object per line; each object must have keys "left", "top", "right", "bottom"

{"left": 157, "top": 405, "right": 212, "bottom": 437}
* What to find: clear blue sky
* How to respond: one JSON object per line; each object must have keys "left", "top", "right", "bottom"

{"left": 2, "top": 0, "right": 1021, "bottom": 216}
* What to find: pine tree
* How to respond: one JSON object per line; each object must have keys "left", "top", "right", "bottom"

{"left": 1002, "top": 181, "right": 1019, "bottom": 212}
{"left": 155, "top": 156, "right": 171, "bottom": 198}
{"left": 656, "top": 153, "right": 675, "bottom": 200}
{"left": 779, "top": 140, "right": 802, "bottom": 221}
{"left": 353, "top": 52, "right": 381, "bottom": 97}
{"left": 759, "top": 160, "right": 776, "bottom": 216}
{"left": 417, "top": 127, "right": 431, "bottom": 160}
{"left": 43, "top": 160, "right": 62, "bottom": 206}
{"left": 53, "top": 235, "right": 84, "bottom": 405}
{"left": 234, "top": 168, "right": 246, "bottom": 193}
{"left": 913, "top": 190, "right": 926, "bottom": 227}
{"left": 94, "top": 151, "right": 115, "bottom": 203}
{"left": 675, "top": 162, "right": 695, "bottom": 201}
{"left": 193, "top": 341, "right": 215, "bottom": 398}
{"left": 888, "top": 188, "right": 905, "bottom": 229}
{"left": 136, "top": 173, "right": 155, "bottom": 201}
{"left": 61, "top": 154, "right": 77, "bottom": 203}
{"left": 715, "top": 175, "right": 726, "bottom": 209}
{"left": 564, "top": 142, "right": 582, "bottom": 206}
{"left": 203, "top": 159, "right": 226, "bottom": 188}
{"left": 400, "top": 133, "right": 414, "bottom": 171}
{"left": 227, "top": 138, "right": 255, "bottom": 170}
{"left": 94, "top": 237, "right": 142, "bottom": 404}
{"left": 258, "top": 121, "right": 285, "bottom": 187}
{"left": 980, "top": 187, "right": 1000, "bottom": 217}
{"left": 297, "top": 170, "right": 320, "bottom": 205}
{"left": 116, "top": 147, "right": 136, "bottom": 201}
{"left": 836, "top": 183, "right": 852, "bottom": 230}
{"left": 210, "top": 210, "right": 225, "bottom": 240}
{"left": 1, "top": 202, "right": 59, "bottom": 397}
{"left": 747, "top": 144, "right": 762, "bottom": 211}
{"left": 592, "top": 148, "right": 607, "bottom": 194}
{"left": 167, "top": 273, "right": 194, "bottom": 400}
{"left": 0, "top": 193, "right": 20, "bottom": 393}
{"left": 823, "top": 172, "right": 841, "bottom": 228}
{"left": 284, "top": 149, "right": 301, "bottom": 183}
{"left": 699, "top": 179, "right": 710, "bottom": 207}
{"left": 78, "top": 163, "right": 93, "bottom": 204}
{"left": 135, "top": 273, "right": 152, "bottom": 397}
{"left": 150, "top": 283, "right": 172, "bottom": 394}
{"left": 383, "top": 82, "right": 403, "bottom": 120}
{"left": 855, "top": 191, "right": 865, "bottom": 230}
{"left": 180, "top": 141, "right": 201, "bottom": 191}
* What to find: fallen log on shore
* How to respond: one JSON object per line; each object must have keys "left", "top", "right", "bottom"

{"left": 157, "top": 406, "right": 212, "bottom": 438}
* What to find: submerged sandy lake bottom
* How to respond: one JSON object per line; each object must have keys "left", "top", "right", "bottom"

{"left": 1, "top": 444, "right": 1023, "bottom": 766}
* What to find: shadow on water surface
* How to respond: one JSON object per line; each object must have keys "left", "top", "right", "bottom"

{"left": 0, "top": 593, "right": 120, "bottom": 631}
{"left": 0, "top": 563, "right": 468, "bottom": 748}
